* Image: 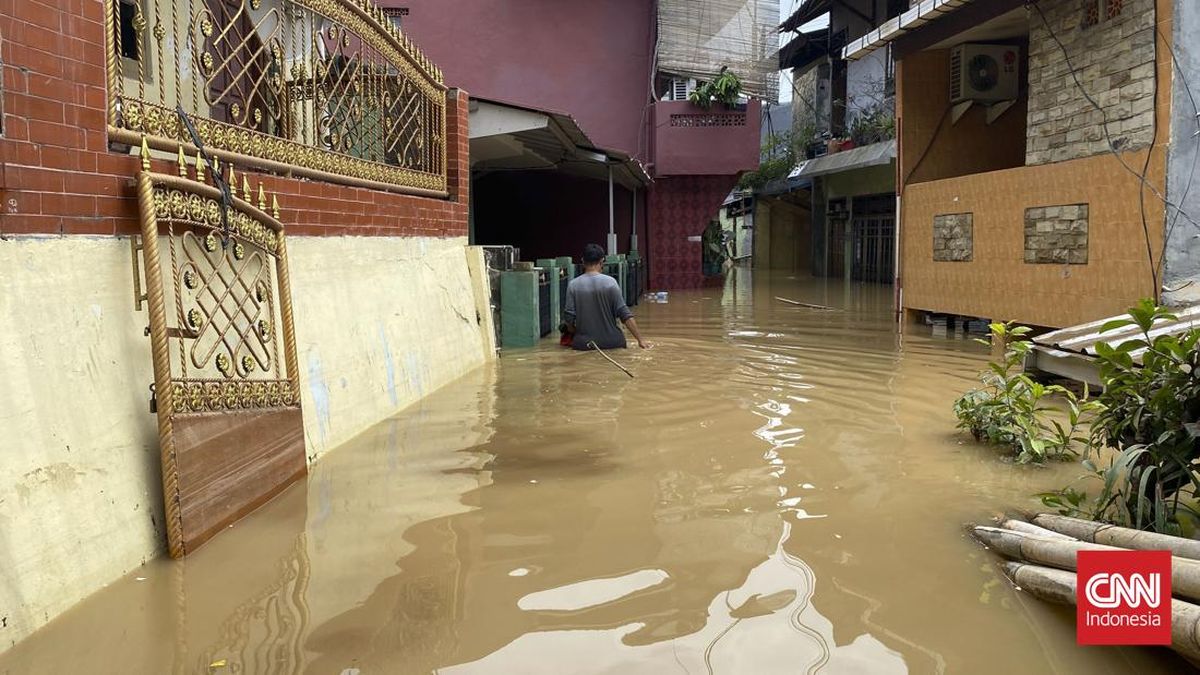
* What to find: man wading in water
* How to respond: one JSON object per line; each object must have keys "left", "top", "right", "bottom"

{"left": 562, "top": 243, "right": 649, "bottom": 350}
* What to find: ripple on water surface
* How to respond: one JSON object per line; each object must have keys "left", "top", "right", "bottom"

{"left": 0, "top": 273, "right": 1187, "bottom": 674}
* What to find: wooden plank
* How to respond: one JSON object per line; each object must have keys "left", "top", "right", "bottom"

{"left": 172, "top": 407, "right": 306, "bottom": 554}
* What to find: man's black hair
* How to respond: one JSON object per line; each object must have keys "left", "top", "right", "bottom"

{"left": 582, "top": 243, "right": 606, "bottom": 264}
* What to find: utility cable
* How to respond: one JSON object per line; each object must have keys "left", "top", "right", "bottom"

{"left": 1029, "top": 0, "right": 1200, "bottom": 298}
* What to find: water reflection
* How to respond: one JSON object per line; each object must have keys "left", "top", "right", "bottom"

{"left": 0, "top": 274, "right": 1187, "bottom": 674}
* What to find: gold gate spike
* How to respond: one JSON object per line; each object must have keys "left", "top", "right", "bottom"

{"left": 228, "top": 165, "right": 238, "bottom": 199}
{"left": 195, "top": 150, "right": 205, "bottom": 182}
{"left": 271, "top": 195, "right": 280, "bottom": 220}
{"left": 177, "top": 147, "right": 188, "bottom": 177}
{"left": 242, "top": 175, "right": 252, "bottom": 201}
{"left": 140, "top": 137, "right": 152, "bottom": 170}
{"left": 257, "top": 183, "right": 267, "bottom": 210}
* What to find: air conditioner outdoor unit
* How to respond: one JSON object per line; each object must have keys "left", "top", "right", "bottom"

{"left": 668, "top": 77, "right": 697, "bottom": 101}
{"left": 950, "top": 43, "right": 1020, "bottom": 103}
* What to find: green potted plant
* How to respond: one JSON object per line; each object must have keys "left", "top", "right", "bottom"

{"left": 687, "top": 67, "right": 744, "bottom": 110}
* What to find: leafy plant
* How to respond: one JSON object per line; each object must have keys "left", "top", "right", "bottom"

{"left": 737, "top": 131, "right": 798, "bottom": 191}
{"left": 688, "top": 67, "right": 743, "bottom": 109}
{"left": 847, "top": 100, "right": 896, "bottom": 146}
{"left": 1040, "top": 300, "right": 1200, "bottom": 533}
{"left": 953, "top": 322, "right": 1098, "bottom": 463}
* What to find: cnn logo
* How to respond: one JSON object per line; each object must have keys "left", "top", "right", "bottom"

{"left": 1077, "top": 550, "right": 1171, "bottom": 645}
{"left": 1084, "top": 572, "right": 1161, "bottom": 609}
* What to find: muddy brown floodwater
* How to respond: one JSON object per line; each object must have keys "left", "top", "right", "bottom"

{"left": 0, "top": 272, "right": 1190, "bottom": 674}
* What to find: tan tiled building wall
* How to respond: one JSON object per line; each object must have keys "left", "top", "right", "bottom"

{"left": 896, "top": 0, "right": 1175, "bottom": 328}
{"left": 902, "top": 150, "right": 1165, "bottom": 327}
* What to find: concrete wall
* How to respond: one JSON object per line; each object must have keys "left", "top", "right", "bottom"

{"left": 753, "top": 197, "right": 812, "bottom": 272}
{"left": 897, "top": 49, "right": 1027, "bottom": 185}
{"left": 847, "top": 49, "right": 890, "bottom": 118}
{"left": 0, "top": 234, "right": 489, "bottom": 651}
{"left": 1027, "top": 0, "right": 1157, "bottom": 165}
{"left": 1164, "top": 0, "right": 1200, "bottom": 304}
{"left": 825, "top": 163, "right": 896, "bottom": 199}
{"left": 389, "top": 0, "right": 655, "bottom": 161}
{"left": 651, "top": 100, "right": 763, "bottom": 176}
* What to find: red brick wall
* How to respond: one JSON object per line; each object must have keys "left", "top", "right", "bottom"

{"left": 0, "top": 0, "right": 468, "bottom": 238}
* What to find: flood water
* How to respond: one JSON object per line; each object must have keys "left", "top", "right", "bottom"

{"left": 0, "top": 272, "right": 1189, "bottom": 674}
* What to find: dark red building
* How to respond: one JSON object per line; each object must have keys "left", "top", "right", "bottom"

{"left": 387, "top": 0, "right": 772, "bottom": 288}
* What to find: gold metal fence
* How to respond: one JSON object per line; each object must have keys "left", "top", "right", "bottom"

{"left": 107, "top": 0, "right": 448, "bottom": 196}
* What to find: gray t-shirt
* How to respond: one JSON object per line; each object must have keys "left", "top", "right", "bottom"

{"left": 564, "top": 272, "right": 633, "bottom": 350}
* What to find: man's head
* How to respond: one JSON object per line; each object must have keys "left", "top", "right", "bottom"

{"left": 582, "top": 243, "right": 606, "bottom": 268}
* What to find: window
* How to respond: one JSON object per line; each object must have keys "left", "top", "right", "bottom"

{"left": 667, "top": 78, "right": 695, "bottom": 101}
{"left": 114, "top": 0, "right": 140, "bottom": 61}
{"left": 1082, "top": 0, "right": 1121, "bottom": 28}
{"left": 382, "top": 7, "right": 409, "bottom": 31}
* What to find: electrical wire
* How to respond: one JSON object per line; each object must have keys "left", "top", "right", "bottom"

{"left": 1028, "top": 0, "right": 1157, "bottom": 296}
{"left": 901, "top": 104, "right": 950, "bottom": 187}
{"left": 1029, "top": 0, "right": 1200, "bottom": 299}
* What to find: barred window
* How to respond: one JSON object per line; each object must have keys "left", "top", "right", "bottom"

{"left": 1082, "top": 0, "right": 1122, "bottom": 28}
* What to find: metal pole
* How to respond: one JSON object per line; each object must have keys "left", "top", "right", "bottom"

{"left": 630, "top": 187, "right": 638, "bottom": 252}
{"left": 607, "top": 164, "right": 617, "bottom": 255}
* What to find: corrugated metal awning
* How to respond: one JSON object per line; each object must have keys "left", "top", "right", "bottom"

{"left": 469, "top": 97, "right": 651, "bottom": 189}
{"left": 842, "top": 0, "right": 975, "bottom": 61}
{"left": 779, "top": 26, "right": 831, "bottom": 71}
{"left": 1029, "top": 302, "right": 1200, "bottom": 387}
{"left": 792, "top": 140, "right": 896, "bottom": 179}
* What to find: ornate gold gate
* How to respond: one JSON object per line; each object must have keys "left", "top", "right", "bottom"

{"left": 133, "top": 142, "right": 305, "bottom": 558}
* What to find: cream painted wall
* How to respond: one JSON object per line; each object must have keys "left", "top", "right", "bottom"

{"left": 0, "top": 234, "right": 489, "bottom": 652}
{"left": 289, "top": 236, "right": 489, "bottom": 459}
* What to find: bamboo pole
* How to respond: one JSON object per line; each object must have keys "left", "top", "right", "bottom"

{"left": 1002, "top": 561, "right": 1200, "bottom": 664}
{"left": 1031, "top": 513, "right": 1200, "bottom": 561}
{"left": 587, "top": 341, "right": 634, "bottom": 378}
{"left": 774, "top": 296, "right": 836, "bottom": 310}
{"left": 1000, "top": 519, "right": 1076, "bottom": 541}
{"left": 973, "top": 526, "right": 1200, "bottom": 603}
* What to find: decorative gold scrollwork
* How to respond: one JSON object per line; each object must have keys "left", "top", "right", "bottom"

{"left": 216, "top": 353, "right": 232, "bottom": 377}
{"left": 110, "top": 0, "right": 448, "bottom": 194}
{"left": 171, "top": 380, "right": 298, "bottom": 413}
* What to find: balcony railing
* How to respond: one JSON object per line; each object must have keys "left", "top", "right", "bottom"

{"left": 106, "top": 0, "right": 448, "bottom": 196}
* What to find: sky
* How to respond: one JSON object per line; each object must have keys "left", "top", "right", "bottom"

{"left": 776, "top": 1, "right": 830, "bottom": 103}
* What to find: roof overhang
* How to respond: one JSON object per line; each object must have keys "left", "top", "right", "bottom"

{"left": 842, "top": 0, "right": 1026, "bottom": 61}
{"left": 778, "top": 26, "right": 831, "bottom": 72}
{"left": 468, "top": 97, "right": 651, "bottom": 189}
{"left": 792, "top": 139, "right": 896, "bottom": 179}
{"left": 779, "top": 0, "right": 831, "bottom": 34}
